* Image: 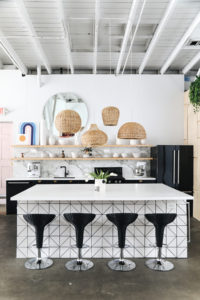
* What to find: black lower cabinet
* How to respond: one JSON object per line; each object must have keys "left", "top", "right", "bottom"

{"left": 6, "top": 181, "right": 36, "bottom": 214}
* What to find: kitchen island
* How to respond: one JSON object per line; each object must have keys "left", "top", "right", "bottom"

{"left": 12, "top": 183, "right": 193, "bottom": 259}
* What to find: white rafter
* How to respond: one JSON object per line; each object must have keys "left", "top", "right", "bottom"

{"left": 138, "top": 0, "right": 176, "bottom": 74}
{"left": 182, "top": 52, "right": 200, "bottom": 74}
{"left": 0, "top": 29, "right": 27, "bottom": 74}
{"left": 122, "top": 0, "right": 146, "bottom": 74}
{"left": 57, "top": 0, "right": 74, "bottom": 74}
{"left": 16, "top": 0, "right": 51, "bottom": 74}
{"left": 37, "top": 65, "right": 42, "bottom": 87}
{"left": 160, "top": 11, "right": 200, "bottom": 74}
{"left": 115, "top": 0, "right": 138, "bottom": 75}
{"left": 93, "top": 0, "right": 100, "bottom": 74}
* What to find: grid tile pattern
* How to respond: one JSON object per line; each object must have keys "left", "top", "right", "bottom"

{"left": 17, "top": 200, "right": 188, "bottom": 259}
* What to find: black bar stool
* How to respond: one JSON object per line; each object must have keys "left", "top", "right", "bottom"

{"left": 63, "top": 213, "right": 96, "bottom": 271}
{"left": 106, "top": 213, "right": 138, "bottom": 271}
{"left": 145, "top": 213, "right": 177, "bottom": 272}
{"left": 23, "top": 214, "right": 55, "bottom": 270}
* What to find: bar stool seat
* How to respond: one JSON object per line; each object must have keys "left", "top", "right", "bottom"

{"left": 106, "top": 213, "right": 138, "bottom": 271}
{"left": 23, "top": 214, "right": 55, "bottom": 270}
{"left": 145, "top": 213, "right": 177, "bottom": 272}
{"left": 64, "top": 213, "right": 96, "bottom": 271}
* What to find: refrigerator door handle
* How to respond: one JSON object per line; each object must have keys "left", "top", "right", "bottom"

{"left": 173, "top": 150, "right": 176, "bottom": 185}
{"left": 177, "top": 149, "right": 180, "bottom": 185}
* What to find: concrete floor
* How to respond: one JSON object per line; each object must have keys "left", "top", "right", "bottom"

{"left": 0, "top": 216, "right": 200, "bottom": 300}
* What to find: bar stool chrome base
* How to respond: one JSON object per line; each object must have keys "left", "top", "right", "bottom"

{"left": 65, "top": 259, "right": 94, "bottom": 271}
{"left": 108, "top": 259, "right": 136, "bottom": 272}
{"left": 145, "top": 259, "right": 174, "bottom": 272}
{"left": 25, "top": 257, "right": 53, "bottom": 270}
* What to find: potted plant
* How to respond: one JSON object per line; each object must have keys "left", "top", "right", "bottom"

{"left": 189, "top": 76, "right": 200, "bottom": 112}
{"left": 89, "top": 170, "right": 117, "bottom": 192}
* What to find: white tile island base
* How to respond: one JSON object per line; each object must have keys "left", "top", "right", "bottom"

{"left": 16, "top": 199, "right": 188, "bottom": 259}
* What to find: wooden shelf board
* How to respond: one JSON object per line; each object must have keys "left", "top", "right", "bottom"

{"left": 12, "top": 144, "right": 152, "bottom": 148}
{"left": 12, "top": 157, "right": 153, "bottom": 161}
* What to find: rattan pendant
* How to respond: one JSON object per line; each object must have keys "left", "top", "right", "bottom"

{"left": 117, "top": 122, "right": 146, "bottom": 139}
{"left": 81, "top": 124, "right": 108, "bottom": 147}
{"left": 102, "top": 106, "right": 120, "bottom": 126}
{"left": 55, "top": 110, "right": 81, "bottom": 135}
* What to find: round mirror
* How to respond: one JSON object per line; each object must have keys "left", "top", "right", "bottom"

{"left": 43, "top": 92, "right": 88, "bottom": 136}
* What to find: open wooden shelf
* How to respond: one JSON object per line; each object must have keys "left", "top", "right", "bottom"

{"left": 12, "top": 144, "right": 152, "bottom": 148}
{"left": 12, "top": 157, "right": 153, "bottom": 161}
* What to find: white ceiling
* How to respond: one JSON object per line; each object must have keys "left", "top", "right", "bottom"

{"left": 0, "top": 0, "right": 200, "bottom": 75}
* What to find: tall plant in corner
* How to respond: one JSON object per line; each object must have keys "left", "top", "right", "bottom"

{"left": 189, "top": 76, "right": 200, "bottom": 113}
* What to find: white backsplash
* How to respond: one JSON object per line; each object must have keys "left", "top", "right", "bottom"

{"left": 13, "top": 147, "right": 151, "bottom": 179}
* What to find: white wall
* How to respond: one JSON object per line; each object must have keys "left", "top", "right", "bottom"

{"left": 0, "top": 71, "right": 184, "bottom": 145}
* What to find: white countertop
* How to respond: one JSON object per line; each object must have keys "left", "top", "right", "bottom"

{"left": 6, "top": 177, "right": 156, "bottom": 181}
{"left": 11, "top": 183, "right": 193, "bottom": 202}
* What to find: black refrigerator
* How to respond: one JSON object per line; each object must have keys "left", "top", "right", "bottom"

{"left": 151, "top": 145, "right": 193, "bottom": 215}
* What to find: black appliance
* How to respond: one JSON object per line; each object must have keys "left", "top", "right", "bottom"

{"left": 151, "top": 145, "right": 193, "bottom": 215}
{"left": 94, "top": 167, "right": 125, "bottom": 183}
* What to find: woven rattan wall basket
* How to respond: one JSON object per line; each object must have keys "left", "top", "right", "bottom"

{"left": 102, "top": 106, "right": 120, "bottom": 126}
{"left": 81, "top": 124, "right": 108, "bottom": 147}
{"left": 117, "top": 122, "right": 146, "bottom": 139}
{"left": 55, "top": 110, "right": 81, "bottom": 135}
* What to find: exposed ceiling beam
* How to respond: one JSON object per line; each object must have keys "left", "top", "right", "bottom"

{"left": 115, "top": 0, "right": 138, "bottom": 75}
{"left": 138, "top": 0, "right": 176, "bottom": 74}
{"left": 16, "top": 0, "right": 51, "bottom": 74}
{"left": 93, "top": 0, "right": 100, "bottom": 74}
{"left": 0, "top": 29, "right": 27, "bottom": 74}
{"left": 122, "top": 0, "right": 146, "bottom": 74}
{"left": 182, "top": 52, "right": 200, "bottom": 74}
{"left": 160, "top": 11, "right": 200, "bottom": 74}
{"left": 57, "top": 0, "right": 74, "bottom": 74}
{"left": 183, "top": 45, "right": 200, "bottom": 50}
{"left": 37, "top": 65, "right": 42, "bottom": 87}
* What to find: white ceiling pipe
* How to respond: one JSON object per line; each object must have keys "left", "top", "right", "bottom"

{"left": 0, "top": 30, "right": 28, "bottom": 74}
{"left": 57, "top": 0, "right": 74, "bottom": 74}
{"left": 16, "top": 0, "right": 51, "bottom": 74}
{"left": 160, "top": 10, "right": 200, "bottom": 74}
{"left": 115, "top": 0, "right": 138, "bottom": 75}
{"left": 182, "top": 52, "right": 200, "bottom": 74}
{"left": 122, "top": 0, "right": 146, "bottom": 74}
{"left": 93, "top": 0, "right": 100, "bottom": 74}
{"left": 138, "top": 0, "right": 177, "bottom": 74}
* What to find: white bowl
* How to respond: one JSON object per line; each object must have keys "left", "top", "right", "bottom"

{"left": 140, "top": 139, "right": 146, "bottom": 145}
{"left": 113, "top": 153, "right": 120, "bottom": 158}
{"left": 121, "top": 153, "right": 128, "bottom": 158}
{"left": 130, "top": 139, "right": 140, "bottom": 145}
{"left": 116, "top": 138, "right": 130, "bottom": 145}
{"left": 58, "top": 136, "right": 74, "bottom": 145}
{"left": 133, "top": 152, "right": 140, "bottom": 158}
{"left": 71, "top": 152, "right": 78, "bottom": 158}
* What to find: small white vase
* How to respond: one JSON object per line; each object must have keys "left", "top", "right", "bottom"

{"left": 40, "top": 119, "right": 47, "bottom": 145}
{"left": 48, "top": 135, "right": 56, "bottom": 145}
{"left": 95, "top": 179, "right": 106, "bottom": 192}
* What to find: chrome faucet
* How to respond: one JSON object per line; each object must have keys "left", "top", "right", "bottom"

{"left": 60, "top": 166, "right": 69, "bottom": 178}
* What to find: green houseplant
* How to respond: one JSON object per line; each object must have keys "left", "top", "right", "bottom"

{"left": 89, "top": 170, "right": 117, "bottom": 192}
{"left": 189, "top": 76, "right": 200, "bottom": 112}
